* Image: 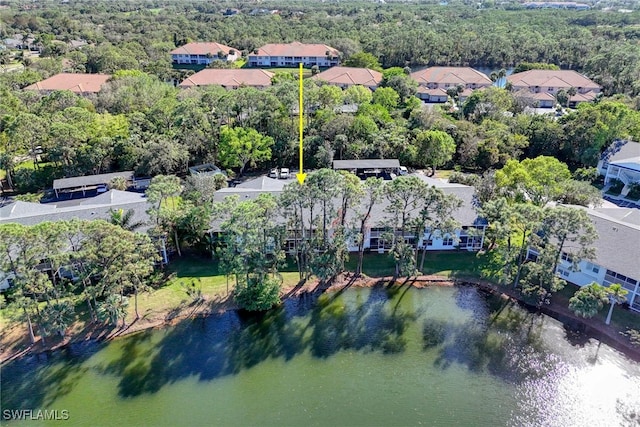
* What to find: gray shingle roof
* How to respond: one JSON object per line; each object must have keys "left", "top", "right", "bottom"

{"left": 582, "top": 207, "right": 640, "bottom": 281}
{"left": 593, "top": 207, "right": 640, "bottom": 227}
{"left": 234, "top": 176, "right": 293, "bottom": 190}
{"left": 333, "top": 159, "right": 400, "bottom": 170}
{"left": 0, "top": 201, "right": 57, "bottom": 218}
{"left": 601, "top": 140, "right": 640, "bottom": 164}
{"left": 53, "top": 171, "right": 134, "bottom": 190}
{"left": 0, "top": 190, "right": 150, "bottom": 228}
{"left": 210, "top": 174, "right": 482, "bottom": 231}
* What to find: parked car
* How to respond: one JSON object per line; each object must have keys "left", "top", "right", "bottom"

{"left": 269, "top": 168, "right": 279, "bottom": 179}
{"left": 96, "top": 184, "right": 108, "bottom": 193}
{"left": 398, "top": 166, "right": 409, "bottom": 176}
{"left": 279, "top": 168, "right": 290, "bottom": 179}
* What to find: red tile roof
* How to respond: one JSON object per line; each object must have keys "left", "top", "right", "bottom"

{"left": 570, "top": 91, "right": 599, "bottom": 102}
{"left": 530, "top": 92, "right": 556, "bottom": 101}
{"left": 416, "top": 87, "right": 447, "bottom": 96}
{"left": 170, "top": 42, "right": 238, "bottom": 56}
{"left": 410, "top": 67, "right": 492, "bottom": 86}
{"left": 250, "top": 42, "right": 339, "bottom": 57}
{"left": 507, "top": 70, "right": 600, "bottom": 91}
{"left": 25, "top": 73, "right": 111, "bottom": 93}
{"left": 311, "top": 66, "right": 382, "bottom": 87}
{"left": 179, "top": 69, "right": 275, "bottom": 88}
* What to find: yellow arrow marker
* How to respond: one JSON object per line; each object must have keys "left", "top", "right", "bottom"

{"left": 296, "top": 62, "right": 307, "bottom": 185}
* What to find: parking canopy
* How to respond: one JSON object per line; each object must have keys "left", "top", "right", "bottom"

{"left": 332, "top": 159, "right": 400, "bottom": 170}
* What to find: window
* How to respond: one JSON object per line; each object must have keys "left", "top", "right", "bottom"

{"left": 603, "top": 269, "right": 638, "bottom": 292}
{"left": 561, "top": 252, "right": 573, "bottom": 263}
{"left": 286, "top": 240, "right": 299, "bottom": 252}
{"left": 405, "top": 238, "right": 416, "bottom": 247}
{"left": 443, "top": 237, "right": 454, "bottom": 246}
{"left": 583, "top": 262, "right": 600, "bottom": 275}
{"left": 426, "top": 239, "right": 433, "bottom": 246}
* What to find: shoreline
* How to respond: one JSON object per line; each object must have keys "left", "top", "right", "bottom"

{"left": 2, "top": 273, "right": 639, "bottom": 364}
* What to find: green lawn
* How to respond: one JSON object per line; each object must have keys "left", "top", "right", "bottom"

{"left": 554, "top": 282, "right": 640, "bottom": 330}
{"left": 14, "top": 159, "right": 42, "bottom": 170}
{"left": 344, "top": 251, "right": 490, "bottom": 279}
{"left": 144, "top": 255, "right": 302, "bottom": 314}
{"left": 420, "top": 251, "right": 492, "bottom": 278}
{"left": 434, "top": 169, "right": 455, "bottom": 180}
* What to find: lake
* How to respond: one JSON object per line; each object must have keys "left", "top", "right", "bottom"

{"left": 2, "top": 284, "right": 639, "bottom": 426}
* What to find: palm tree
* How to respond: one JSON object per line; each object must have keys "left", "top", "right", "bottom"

{"left": 497, "top": 69, "right": 507, "bottom": 88}
{"left": 39, "top": 301, "right": 75, "bottom": 337}
{"left": 109, "top": 208, "right": 145, "bottom": 231}
{"left": 605, "top": 283, "right": 628, "bottom": 325}
{"left": 569, "top": 283, "right": 608, "bottom": 319}
{"left": 97, "top": 294, "right": 129, "bottom": 327}
{"left": 108, "top": 176, "right": 128, "bottom": 191}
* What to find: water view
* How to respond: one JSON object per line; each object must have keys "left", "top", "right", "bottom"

{"left": 3, "top": 285, "right": 639, "bottom": 426}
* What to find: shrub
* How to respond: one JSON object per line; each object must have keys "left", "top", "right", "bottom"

{"left": 626, "top": 183, "right": 640, "bottom": 201}
{"left": 448, "top": 171, "right": 479, "bottom": 186}
{"left": 13, "top": 165, "right": 61, "bottom": 194}
{"left": 14, "top": 192, "right": 43, "bottom": 202}
{"left": 607, "top": 178, "right": 624, "bottom": 195}
{"left": 572, "top": 167, "right": 599, "bottom": 183}
{"left": 234, "top": 275, "right": 281, "bottom": 311}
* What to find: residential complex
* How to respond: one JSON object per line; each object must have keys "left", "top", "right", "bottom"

{"left": 311, "top": 66, "right": 383, "bottom": 90}
{"left": 247, "top": 42, "right": 340, "bottom": 68}
{"left": 24, "top": 73, "right": 111, "bottom": 94}
{"left": 178, "top": 69, "right": 275, "bottom": 89}
{"left": 410, "top": 66, "right": 493, "bottom": 103}
{"left": 554, "top": 205, "right": 640, "bottom": 312}
{"left": 0, "top": 190, "right": 148, "bottom": 227}
{"left": 506, "top": 69, "right": 601, "bottom": 107}
{"left": 598, "top": 140, "right": 640, "bottom": 196}
{"left": 524, "top": 2, "right": 590, "bottom": 9}
{"left": 3, "top": 165, "right": 640, "bottom": 315}
{"left": 170, "top": 42, "right": 239, "bottom": 65}
{"left": 212, "top": 174, "right": 487, "bottom": 254}
{"left": 0, "top": 190, "right": 154, "bottom": 290}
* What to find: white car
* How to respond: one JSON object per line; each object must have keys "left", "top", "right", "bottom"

{"left": 398, "top": 166, "right": 409, "bottom": 176}
{"left": 279, "top": 168, "right": 290, "bottom": 179}
{"left": 269, "top": 168, "right": 279, "bottom": 179}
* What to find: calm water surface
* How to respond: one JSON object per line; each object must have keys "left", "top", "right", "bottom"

{"left": 3, "top": 285, "right": 639, "bottom": 426}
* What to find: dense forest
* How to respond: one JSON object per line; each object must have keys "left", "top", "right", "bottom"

{"left": 0, "top": 1, "right": 639, "bottom": 194}
{"left": 2, "top": 0, "right": 640, "bottom": 94}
